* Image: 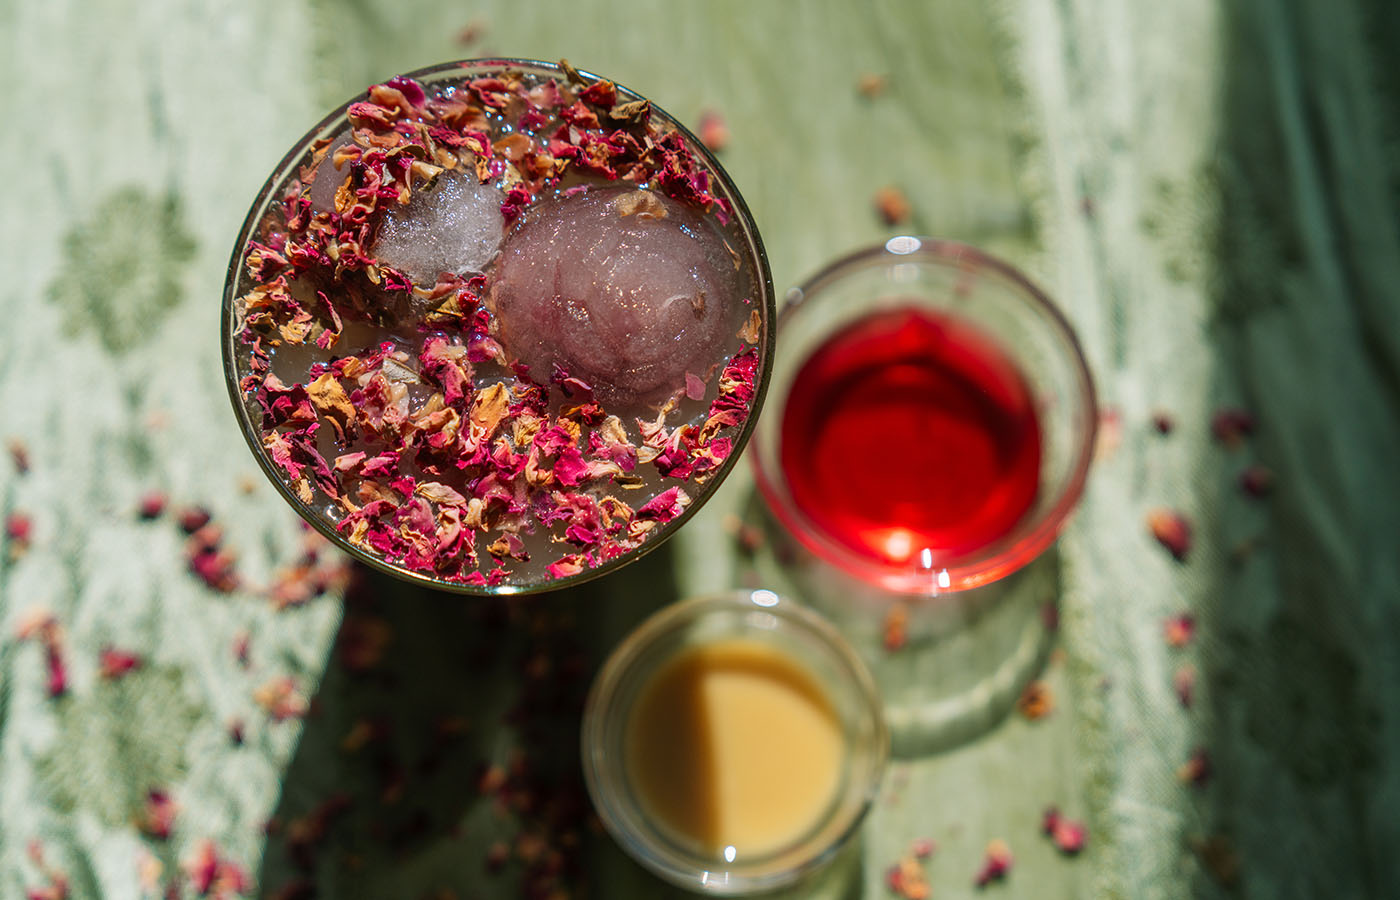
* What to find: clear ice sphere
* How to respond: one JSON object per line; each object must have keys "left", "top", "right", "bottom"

{"left": 371, "top": 172, "right": 505, "bottom": 286}
{"left": 490, "top": 187, "right": 740, "bottom": 407}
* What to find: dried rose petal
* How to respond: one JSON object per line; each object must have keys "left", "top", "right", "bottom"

{"left": 6, "top": 511, "right": 33, "bottom": 543}
{"left": 7, "top": 437, "right": 30, "bottom": 474}
{"left": 885, "top": 855, "right": 930, "bottom": 900}
{"left": 874, "top": 185, "right": 912, "bottom": 225}
{"left": 137, "top": 491, "right": 167, "bottom": 520}
{"left": 1164, "top": 612, "right": 1196, "bottom": 648}
{"left": 1042, "top": 808, "right": 1087, "bottom": 855}
{"left": 1147, "top": 508, "right": 1192, "bottom": 561}
{"left": 882, "top": 603, "right": 909, "bottom": 652}
{"left": 182, "top": 839, "right": 250, "bottom": 898}
{"left": 177, "top": 506, "right": 213, "bottom": 534}
{"left": 455, "top": 17, "right": 486, "bottom": 45}
{"left": 1189, "top": 834, "right": 1240, "bottom": 887}
{"left": 1094, "top": 406, "right": 1122, "bottom": 460}
{"left": 1017, "top": 680, "right": 1053, "bottom": 720}
{"left": 254, "top": 676, "right": 308, "bottom": 721}
{"left": 1174, "top": 663, "right": 1196, "bottom": 708}
{"left": 228, "top": 718, "right": 246, "bottom": 746}
{"left": 485, "top": 840, "right": 510, "bottom": 874}
{"left": 139, "top": 789, "right": 177, "bottom": 840}
{"left": 17, "top": 612, "right": 68, "bottom": 699}
{"left": 857, "top": 73, "right": 888, "bottom": 98}
{"left": 1239, "top": 464, "right": 1273, "bottom": 498}
{"left": 911, "top": 837, "right": 936, "bottom": 859}
{"left": 99, "top": 646, "right": 143, "bottom": 680}
{"left": 697, "top": 109, "right": 729, "bottom": 151}
{"left": 337, "top": 615, "right": 392, "bottom": 672}
{"left": 232, "top": 630, "right": 251, "bottom": 668}
{"left": 1151, "top": 411, "right": 1174, "bottom": 435}
{"left": 1211, "top": 407, "right": 1256, "bottom": 448}
{"left": 974, "top": 838, "right": 1013, "bottom": 887}
{"left": 1178, "top": 747, "right": 1211, "bottom": 787}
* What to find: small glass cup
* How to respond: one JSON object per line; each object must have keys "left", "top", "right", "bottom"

{"left": 581, "top": 589, "right": 888, "bottom": 894}
{"left": 748, "top": 237, "right": 1095, "bottom": 754}
{"left": 752, "top": 236, "right": 1095, "bottom": 594}
{"left": 221, "top": 59, "right": 774, "bottom": 596}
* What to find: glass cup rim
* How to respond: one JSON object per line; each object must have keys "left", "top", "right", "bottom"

{"left": 581, "top": 589, "right": 889, "bottom": 893}
{"left": 751, "top": 236, "right": 1097, "bottom": 594}
{"left": 221, "top": 57, "right": 776, "bottom": 596}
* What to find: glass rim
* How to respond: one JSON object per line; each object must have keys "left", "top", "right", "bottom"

{"left": 751, "top": 236, "right": 1097, "bottom": 594}
{"left": 580, "top": 589, "right": 889, "bottom": 893}
{"left": 221, "top": 57, "right": 776, "bottom": 596}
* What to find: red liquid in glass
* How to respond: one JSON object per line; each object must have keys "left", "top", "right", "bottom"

{"left": 779, "top": 307, "right": 1041, "bottom": 565}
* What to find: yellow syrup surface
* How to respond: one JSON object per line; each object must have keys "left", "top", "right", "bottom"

{"left": 624, "top": 638, "right": 846, "bottom": 858}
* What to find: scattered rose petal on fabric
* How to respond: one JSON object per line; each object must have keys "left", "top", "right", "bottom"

{"left": 1151, "top": 411, "right": 1175, "bottom": 435}
{"left": 7, "top": 437, "right": 30, "bottom": 474}
{"left": 337, "top": 615, "right": 393, "bottom": 672}
{"left": 1094, "top": 406, "right": 1122, "bottom": 460}
{"left": 721, "top": 513, "right": 764, "bottom": 556}
{"left": 23, "top": 839, "right": 69, "bottom": 900}
{"left": 1211, "top": 407, "right": 1256, "bottom": 448}
{"left": 975, "top": 839, "right": 1013, "bottom": 887}
{"left": 485, "top": 840, "right": 510, "bottom": 874}
{"left": 1017, "top": 680, "right": 1054, "bottom": 720}
{"left": 1178, "top": 747, "right": 1212, "bottom": 787}
{"left": 1188, "top": 834, "right": 1240, "bottom": 887}
{"left": 138, "top": 491, "right": 167, "bottom": 520}
{"left": 697, "top": 109, "right": 729, "bottom": 151}
{"left": 857, "top": 72, "right": 888, "bottom": 97}
{"left": 883, "top": 602, "right": 909, "bottom": 652}
{"left": 1174, "top": 663, "right": 1197, "bottom": 708}
{"left": 182, "top": 839, "right": 250, "bottom": 898}
{"left": 885, "top": 853, "right": 930, "bottom": 900}
{"left": 232, "top": 630, "right": 251, "bottom": 669}
{"left": 1239, "top": 464, "right": 1273, "bottom": 498}
{"left": 1164, "top": 612, "right": 1196, "bottom": 648}
{"left": 136, "top": 849, "right": 163, "bottom": 892}
{"left": 139, "top": 789, "right": 177, "bottom": 840}
{"left": 875, "top": 185, "right": 912, "bottom": 225}
{"left": 6, "top": 511, "right": 33, "bottom": 558}
{"left": 178, "top": 506, "right": 213, "bottom": 534}
{"left": 1041, "top": 808, "right": 1087, "bottom": 855}
{"left": 254, "top": 676, "right": 308, "bottom": 721}
{"left": 1147, "top": 508, "right": 1192, "bottom": 561}
{"left": 99, "top": 646, "right": 144, "bottom": 680}
{"left": 16, "top": 610, "right": 67, "bottom": 698}
{"left": 455, "top": 17, "right": 487, "bottom": 44}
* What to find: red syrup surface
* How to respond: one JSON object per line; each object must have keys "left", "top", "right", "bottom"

{"left": 779, "top": 306, "right": 1042, "bottom": 566}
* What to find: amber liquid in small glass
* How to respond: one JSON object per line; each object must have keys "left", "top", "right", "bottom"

{"left": 779, "top": 306, "right": 1042, "bottom": 565}
{"left": 624, "top": 639, "right": 844, "bottom": 859}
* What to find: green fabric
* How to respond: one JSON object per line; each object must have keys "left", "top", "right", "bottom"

{"left": 3, "top": 0, "right": 1397, "bottom": 898}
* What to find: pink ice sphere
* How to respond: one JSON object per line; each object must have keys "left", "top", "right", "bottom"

{"left": 489, "top": 187, "right": 741, "bottom": 407}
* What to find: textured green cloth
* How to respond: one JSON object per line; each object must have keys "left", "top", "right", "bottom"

{"left": 2, "top": 0, "right": 1398, "bottom": 898}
